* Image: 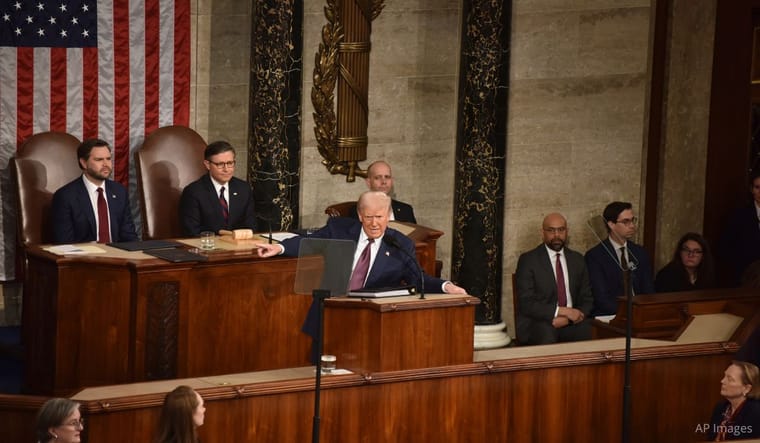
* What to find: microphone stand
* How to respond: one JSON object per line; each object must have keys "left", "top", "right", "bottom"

{"left": 622, "top": 266, "right": 632, "bottom": 443}
{"left": 311, "top": 289, "right": 330, "bottom": 443}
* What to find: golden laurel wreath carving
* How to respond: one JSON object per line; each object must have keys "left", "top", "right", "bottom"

{"left": 311, "top": 0, "right": 385, "bottom": 182}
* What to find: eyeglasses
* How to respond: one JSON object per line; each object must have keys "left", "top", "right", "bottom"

{"left": 680, "top": 247, "right": 703, "bottom": 256}
{"left": 207, "top": 160, "right": 236, "bottom": 169}
{"left": 615, "top": 217, "right": 638, "bottom": 226}
{"left": 62, "top": 418, "right": 84, "bottom": 429}
{"left": 543, "top": 227, "right": 567, "bottom": 234}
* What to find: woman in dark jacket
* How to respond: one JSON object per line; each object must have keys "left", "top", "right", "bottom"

{"left": 655, "top": 232, "right": 716, "bottom": 292}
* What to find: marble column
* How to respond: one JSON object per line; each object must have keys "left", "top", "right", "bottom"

{"left": 248, "top": 0, "right": 303, "bottom": 231}
{"left": 451, "top": 0, "right": 511, "bottom": 328}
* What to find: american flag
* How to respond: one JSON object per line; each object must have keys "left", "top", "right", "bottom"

{"left": 0, "top": 0, "right": 190, "bottom": 280}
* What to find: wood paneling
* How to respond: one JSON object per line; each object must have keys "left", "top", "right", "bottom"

{"left": 0, "top": 342, "right": 737, "bottom": 443}
{"left": 323, "top": 295, "right": 478, "bottom": 372}
{"left": 23, "top": 247, "right": 315, "bottom": 395}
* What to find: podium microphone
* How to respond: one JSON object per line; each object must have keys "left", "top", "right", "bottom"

{"left": 382, "top": 235, "right": 426, "bottom": 299}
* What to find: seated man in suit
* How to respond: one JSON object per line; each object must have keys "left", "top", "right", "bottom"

{"left": 585, "top": 201, "right": 655, "bottom": 316}
{"left": 52, "top": 139, "right": 138, "bottom": 244}
{"left": 515, "top": 213, "right": 593, "bottom": 345}
{"left": 179, "top": 141, "right": 256, "bottom": 236}
{"left": 346, "top": 160, "right": 417, "bottom": 223}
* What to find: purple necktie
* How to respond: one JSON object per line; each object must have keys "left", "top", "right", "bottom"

{"left": 97, "top": 188, "right": 110, "bottom": 243}
{"left": 555, "top": 253, "right": 567, "bottom": 307}
{"left": 219, "top": 186, "right": 229, "bottom": 223}
{"left": 349, "top": 239, "right": 375, "bottom": 290}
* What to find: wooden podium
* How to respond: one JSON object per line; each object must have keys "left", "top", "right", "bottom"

{"left": 593, "top": 288, "right": 760, "bottom": 340}
{"left": 323, "top": 294, "right": 479, "bottom": 372}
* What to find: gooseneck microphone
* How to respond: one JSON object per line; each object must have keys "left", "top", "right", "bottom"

{"left": 382, "top": 235, "right": 425, "bottom": 299}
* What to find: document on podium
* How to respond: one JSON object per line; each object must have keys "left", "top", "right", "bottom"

{"left": 347, "top": 286, "right": 415, "bottom": 298}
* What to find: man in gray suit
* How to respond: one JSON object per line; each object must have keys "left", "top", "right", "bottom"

{"left": 515, "top": 213, "right": 594, "bottom": 345}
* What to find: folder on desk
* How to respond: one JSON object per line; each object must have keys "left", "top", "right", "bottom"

{"left": 145, "top": 248, "right": 208, "bottom": 263}
{"left": 108, "top": 240, "right": 181, "bottom": 251}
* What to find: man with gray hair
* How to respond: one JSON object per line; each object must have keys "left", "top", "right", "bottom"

{"left": 259, "top": 191, "right": 462, "bottom": 294}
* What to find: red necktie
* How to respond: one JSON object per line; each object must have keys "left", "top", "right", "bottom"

{"left": 555, "top": 253, "right": 567, "bottom": 307}
{"left": 219, "top": 186, "right": 229, "bottom": 223}
{"left": 349, "top": 239, "right": 374, "bottom": 290}
{"left": 97, "top": 188, "right": 110, "bottom": 243}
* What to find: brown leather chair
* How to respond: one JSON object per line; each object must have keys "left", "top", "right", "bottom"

{"left": 135, "top": 125, "right": 207, "bottom": 239}
{"left": 12, "top": 131, "right": 82, "bottom": 246}
{"left": 324, "top": 201, "right": 356, "bottom": 217}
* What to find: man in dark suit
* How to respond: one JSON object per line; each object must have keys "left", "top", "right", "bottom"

{"left": 258, "top": 191, "right": 463, "bottom": 294}
{"left": 346, "top": 160, "right": 417, "bottom": 223}
{"left": 585, "top": 201, "right": 655, "bottom": 316}
{"left": 258, "top": 191, "right": 465, "bottom": 362}
{"left": 52, "top": 139, "right": 138, "bottom": 244}
{"left": 719, "top": 172, "right": 760, "bottom": 285}
{"left": 515, "top": 213, "right": 593, "bottom": 345}
{"left": 179, "top": 141, "right": 256, "bottom": 236}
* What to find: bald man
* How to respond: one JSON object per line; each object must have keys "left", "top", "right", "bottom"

{"left": 345, "top": 161, "right": 417, "bottom": 223}
{"left": 514, "top": 213, "right": 593, "bottom": 345}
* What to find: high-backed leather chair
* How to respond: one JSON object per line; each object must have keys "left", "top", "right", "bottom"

{"left": 135, "top": 126, "right": 207, "bottom": 239}
{"left": 12, "top": 131, "right": 82, "bottom": 246}
{"left": 324, "top": 201, "right": 355, "bottom": 218}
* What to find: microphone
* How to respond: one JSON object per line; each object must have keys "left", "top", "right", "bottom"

{"left": 585, "top": 215, "right": 638, "bottom": 272}
{"left": 382, "top": 234, "right": 426, "bottom": 299}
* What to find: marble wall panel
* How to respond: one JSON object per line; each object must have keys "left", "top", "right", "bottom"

{"left": 208, "top": 15, "right": 252, "bottom": 86}
{"left": 654, "top": 0, "right": 716, "bottom": 270}
{"left": 513, "top": 0, "right": 649, "bottom": 15}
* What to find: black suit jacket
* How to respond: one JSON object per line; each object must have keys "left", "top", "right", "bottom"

{"left": 720, "top": 205, "right": 760, "bottom": 284}
{"left": 281, "top": 217, "right": 444, "bottom": 293}
{"left": 179, "top": 174, "right": 256, "bottom": 236}
{"left": 515, "top": 245, "right": 593, "bottom": 342}
{"left": 51, "top": 176, "right": 138, "bottom": 244}
{"left": 585, "top": 239, "right": 655, "bottom": 316}
{"left": 347, "top": 199, "right": 417, "bottom": 224}
{"left": 284, "top": 217, "right": 447, "bottom": 349}
{"left": 707, "top": 398, "right": 760, "bottom": 440}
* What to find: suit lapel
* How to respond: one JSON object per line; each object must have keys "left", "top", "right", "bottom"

{"left": 227, "top": 179, "right": 244, "bottom": 222}
{"left": 202, "top": 175, "right": 225, "bottom": 225}
{"left": 539, "top": 246, "right": 557, "bottom": 297}
{"left": 76, "top": 179, "right": 97, "bottom": 235}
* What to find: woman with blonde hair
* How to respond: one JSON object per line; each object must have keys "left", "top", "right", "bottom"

{"left": 155, "top": 385, "right": 206, "bottom": 443}
{"left": 706, "top": 361, "right": 760, "bottom": 441}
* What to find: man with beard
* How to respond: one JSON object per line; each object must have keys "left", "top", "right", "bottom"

{"left": 514, "top": 213, "right": 593, "bottom": 345}
{"left": 52, "top": 139, "right": 137, "bottom": 244}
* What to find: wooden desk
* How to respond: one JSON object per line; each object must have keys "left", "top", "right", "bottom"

{"left": 594, "top": 288, "right": 760, "bottom": 340}
{"left": 22, "top": 242, "right": 314, "bottom": 395}
{"left": 22, "top": 231, "right": 449, "bottom": 395}
{"left": 324, "top": 294, "right": 479, "bottom": 372}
